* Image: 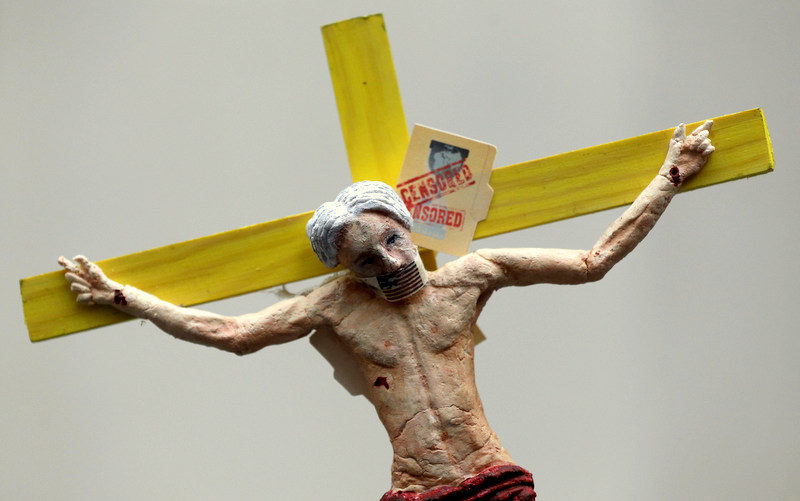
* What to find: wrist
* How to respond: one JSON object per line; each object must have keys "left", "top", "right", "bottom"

{"left": 115, "top": 285, "right": 161, "bottom": 318}
{"left": 104, "top": 284, "right": 133, "bottom": 308}
{"left": 112, "top": 287, "right": 128, "bottom": 306}
{"left": 658, "top": 164, "right": 683, "bottom": 188}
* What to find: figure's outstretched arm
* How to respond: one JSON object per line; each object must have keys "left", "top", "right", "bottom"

{"left": 57, "top": 256, "right": 322, "bottom": 355}
{"left": 462, "top": 121, "right": 715, "bottom": 289}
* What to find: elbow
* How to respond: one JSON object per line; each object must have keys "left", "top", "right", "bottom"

{"left": 222, "top": 329, "right": 251, "bottom": 356}
{"left": 586, "top": 266, "right": 609, "bottom": 283}
{"left": 583, "top": 250, "right": 611, "bottom": 282}
{"left": 225, "top": 323, "right": 255, "bottom": 356}
{"left": 190, "top": 317, "right": 253, "bottom": 356}
{"left": 229, "top": 339, "right": 253, "bottom": 357}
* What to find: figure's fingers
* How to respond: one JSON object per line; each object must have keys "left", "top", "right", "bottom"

{"left": 70, "top": 282, "right": 90, "bottom": 293}
{"left": 58, "top": 256, "right": 80, "bottom": 273}
{"left": 74, "top": 255, "right": 104, "bottom": 281}
{"left": 76, "top": 292, "right": 93, "bottom": 304}
{"left": 64, "top": 272, "right": 90, "bottom": 288}
{"left": 672, "top": 123, "right": 686, "bottom": 142}
{"left": 74, "top": 255, "right": 91, "bottom": 269}
{"left": 686, "top": 130, "right": 710, "bottom": 150}
{"left": 665, "top": 141, "right": 681, "bottom": 163}
{"left": 666, "top": 137, "right": 682, "bottom": 159}
{"left": 87, "top": 262, "right": 106, "bottom": 282}
{"left": 702, "top": 145, "right": 716, "bottom": 156}
{"left": 691, "top": 119, "right": 713, "bottom": 136}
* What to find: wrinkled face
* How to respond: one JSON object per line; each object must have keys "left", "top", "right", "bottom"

{"left": 338, "top": 211, "right": 417, "bottom": 278}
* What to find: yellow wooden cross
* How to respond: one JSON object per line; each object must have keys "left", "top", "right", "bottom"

{"left": 20, "top": 14, "right": 774, "bottom": 343}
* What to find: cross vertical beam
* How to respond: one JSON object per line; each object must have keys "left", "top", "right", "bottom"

{"left": 322, "top": 14, "right": 438, "bottom": 271}
{"left": 322, "top": 14, "right": 409, "bottom": 185}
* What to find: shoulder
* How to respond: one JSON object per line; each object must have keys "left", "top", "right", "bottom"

{"left": 304, "top": 273, "right": 372, "bottom": 326}
{"left": 430, "top": 250, "right": 504, "bottom": 290}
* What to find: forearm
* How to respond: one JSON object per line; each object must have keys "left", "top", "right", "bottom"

{"left": 471, "top": 122, "right": 713, "bottom": 289}
{"left": 60, "top": 255, "right": 321, "bottom": 354}
{"left": 584, "top": 172, "right": 678, "bottom": 280}
{"left": 112, "top": 285, "right": 244, "bottom": 353}
{"left": 473, "top": 173, "right": 679, "bottom": 287}
{"left": 580, "top": 120, "right": 714, "bottom": 279}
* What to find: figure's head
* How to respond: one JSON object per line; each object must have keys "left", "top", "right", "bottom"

{"left": 306, "top": 181, "right": 416, "bottom": 277}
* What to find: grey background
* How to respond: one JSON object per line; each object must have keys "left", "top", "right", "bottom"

{"left": 3, "top": 1, "right": 798, "bottom": 500}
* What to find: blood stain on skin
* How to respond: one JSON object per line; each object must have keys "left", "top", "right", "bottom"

{"left": 113, "top": 289, "right": 127, "bottom": 306}
{"left": 669, "top": 166, "right": 681, "bottom": 186}
{"left": 374, "top": 376, "right": 390, "bottom": 390}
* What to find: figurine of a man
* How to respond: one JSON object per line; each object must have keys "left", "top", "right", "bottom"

{"left": 59, "top": 122, "right": 714, "bottom": 500}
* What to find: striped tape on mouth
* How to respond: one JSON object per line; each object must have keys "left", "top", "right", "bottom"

{"left": 354, "top": 251, "right": 429, "bottom": 302}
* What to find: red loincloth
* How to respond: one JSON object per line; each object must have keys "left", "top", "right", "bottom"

{"left": 380, "top": 464, "right": 536, "bottom": 501}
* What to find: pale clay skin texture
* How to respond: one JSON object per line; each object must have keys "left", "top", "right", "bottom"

{"left": 60, "top": 122, "right": 714, "bottom": 493}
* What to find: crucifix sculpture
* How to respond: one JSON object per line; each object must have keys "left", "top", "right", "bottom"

{"left": 20, "top": 13, "right": 773, "bottom": 501}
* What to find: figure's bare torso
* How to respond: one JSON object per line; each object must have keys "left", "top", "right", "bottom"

{"left": 316, "top": 261, "right": 513, "bottom": 492}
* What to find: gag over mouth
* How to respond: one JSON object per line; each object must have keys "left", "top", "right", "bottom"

{"left": 355, "top": 252, "right": 428, "bottom": 302}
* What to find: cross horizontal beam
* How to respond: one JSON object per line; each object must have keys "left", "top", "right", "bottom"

{"left": 476, "top": 108, "right": 773, "bottom": 238}
{"left": 20, "top": 108, "right": 773, "bottom": 342}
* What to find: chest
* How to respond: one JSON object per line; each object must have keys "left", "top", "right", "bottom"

{"left": 333, "top": 284, "right": 480, "bottom": 367}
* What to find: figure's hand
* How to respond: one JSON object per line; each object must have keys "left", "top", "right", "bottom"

{"left": 659, "top": 120, "right": 715, "bottom": 186}
{"left": 57, "top": 255, "right": 123, "bottom": 306}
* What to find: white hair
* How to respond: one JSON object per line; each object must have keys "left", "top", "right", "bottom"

{"left": 306, "top": 181, "right": 412, "bottom": 268}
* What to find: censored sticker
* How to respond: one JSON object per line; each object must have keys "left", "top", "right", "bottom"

{"left": 395, "top": 125, "right": 495, "bottom": 256}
